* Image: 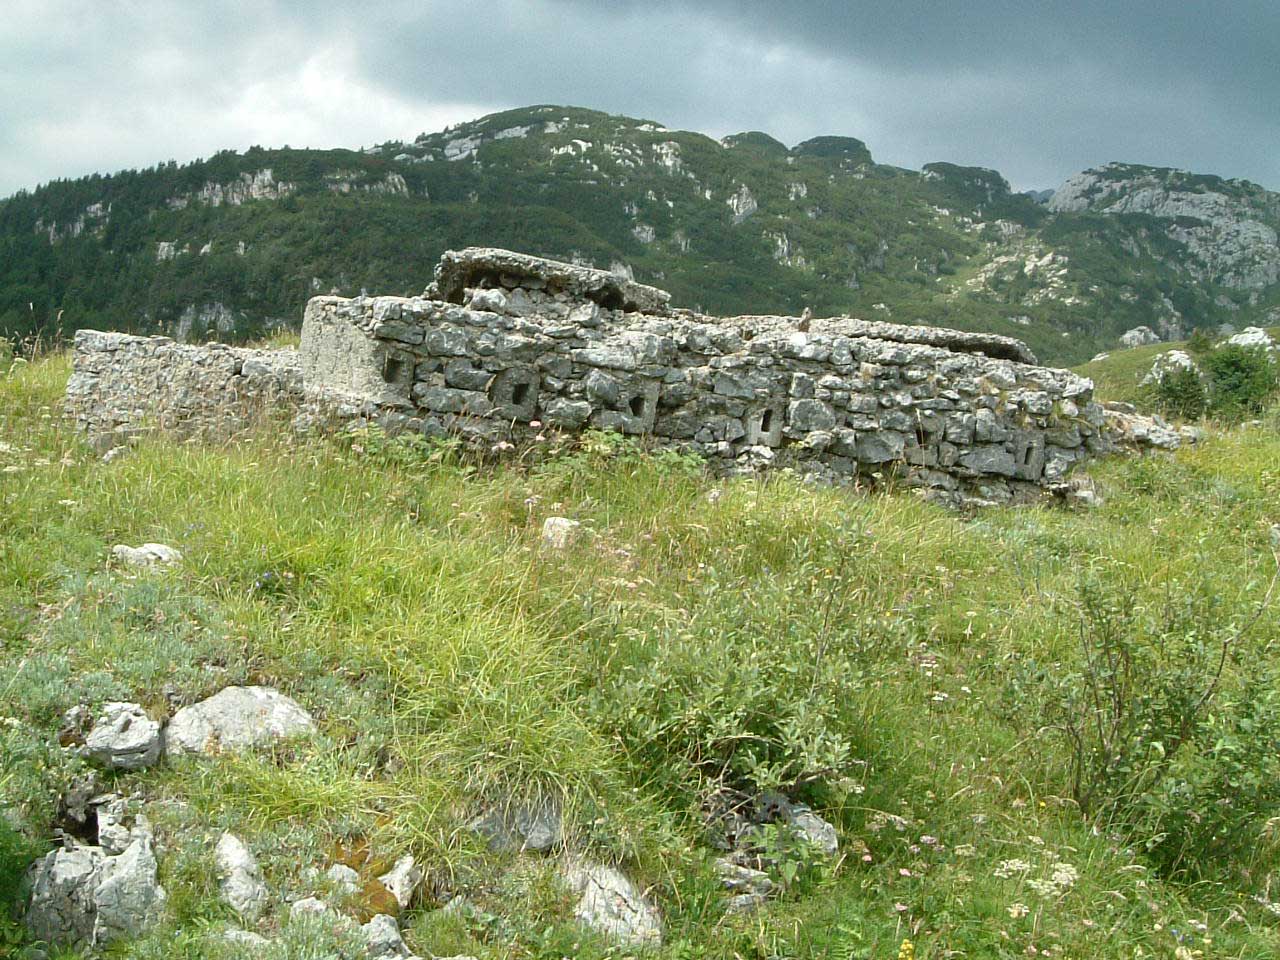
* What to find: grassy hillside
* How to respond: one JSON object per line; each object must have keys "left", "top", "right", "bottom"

{"left": 2, "top": 353, "right": 1280, "bottom": 958}
{"left": 4, "top": 105, "right": 1278, "bottom": 367}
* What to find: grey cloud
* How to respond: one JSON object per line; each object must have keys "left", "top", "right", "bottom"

{"left": 0, "top": 0, "right": 1275, "bottom": 196}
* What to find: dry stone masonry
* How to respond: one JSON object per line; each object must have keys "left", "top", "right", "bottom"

{"left": 68, "top": 246, "right": 1138, "bottom": 504}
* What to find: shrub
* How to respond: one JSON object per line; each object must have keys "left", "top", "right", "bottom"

{"left": 1201, "top": 344, "right": 1279, "bottom": 417}
{"left": 1032, "top": 571, "right": 1280, "bottom": 879}
{"left": 1151, "top": 364, "right": 1209, "bottom": 420}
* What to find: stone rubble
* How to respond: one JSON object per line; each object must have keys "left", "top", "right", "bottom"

{"left": 469, "top": 798, "right": 563, "bottom": 853}
{"left": 540, "top": 517, "right": 582, "bottom": 550}
{"left": 24, "top": 833, "right": 167, "bottom": 950}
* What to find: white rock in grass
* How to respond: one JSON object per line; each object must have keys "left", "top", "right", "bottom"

{"left": 289, "top": 896, "right": 331, "bottom": 918}
{"left": 363, "top": 913, "right": 414, "bottom": 958}
{"left": 110, "top": 543, "right": 183, "bottom": 567}
{"left": 223, "top": 928, "right": 271, "bottom": 947}
{"left": 562, "top": 861, "right": 662, "bottom": 947}
{"left": 82, "top": 702, "right": 162, "bottom": 771}
{"left": 325, "top": 862, "right": 360, "bottom": 895}
{"left": 165, "top": 686, "right": 315, "bottom": 756}
{"left": 540, "top": 517, "right": 582, "bottom": 549}
{"left": 215, "top": 833, "right": 268, "bottom": 921}
{"left": 378, "top": 855, "right": 422, "bottom": 910}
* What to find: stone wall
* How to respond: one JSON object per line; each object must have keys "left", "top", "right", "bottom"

{"left": 65, "top": 330, "right": 303, "bottom": 449}
{"left": 297, "top": 248, "right": 1109, "bottom": 502}
{"left": 66, "top": 248, "right": 1119, "bottom": 504}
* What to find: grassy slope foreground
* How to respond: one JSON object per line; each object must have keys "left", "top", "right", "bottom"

{"left": 1, "top": 348, "right": 1280, "bottom": 959}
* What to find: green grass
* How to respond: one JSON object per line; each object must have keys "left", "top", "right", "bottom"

{"left": 2, "top": 354, "right": 1280, "bottom": 958}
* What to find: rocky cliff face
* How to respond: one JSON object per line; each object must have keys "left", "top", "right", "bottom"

{"left": 1048, "top": 164, "right": 1280, "bottom": 291}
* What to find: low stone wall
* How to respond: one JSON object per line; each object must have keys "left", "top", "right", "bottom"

{"left": 297, "top": 248, "right": 1109, "bottom": 502}
{"left": 64, "top": 330, "right": 303, "bottom": 448}
{"left": 66, "top": 247, "right": 1124, "bottom": 504}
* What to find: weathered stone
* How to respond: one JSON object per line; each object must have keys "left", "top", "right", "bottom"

{"left": 378, "top": 855, "right": 422, "bottom": 910}
{"left": 69, "top": 246, "right": 1133, "bottom": 507}
{"left": 82, "top": 702, "right": 162, "bottom": 770}
{"left": 363, "top": 913, "right": 415, "bottom": 958}
{"left": 470, "top": 799, "right": 562, "bottom": 853}
{"left": 166, "top": 686, "right": 315, "bottom": 756}
{"left": 215, "top": 832, "right": 268, "bottom": 921}
{"left": 325, "top": 862, "right": 360, "bottom": 895}
{"left": 110, "top": 543, "right": 183, "bottom": 568}
{"left": 541, "top": 517, "right": 582, "bottom": 549}
{"left": 25, "top": 836, "right": 167, "bottom": 950}
{"left": 562, "top": 861, "right": 662, "bottom": 947}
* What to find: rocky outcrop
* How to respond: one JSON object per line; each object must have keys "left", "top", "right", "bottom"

{"left": 1048, "top": 164, "right": 1280, "bottom": 290}
{"left": 24, "top": 836, "right": 166, "bottom": 950}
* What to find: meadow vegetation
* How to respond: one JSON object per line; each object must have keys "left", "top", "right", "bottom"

{"left": 1, "top": 342, "right": 1279, "bottom": 958}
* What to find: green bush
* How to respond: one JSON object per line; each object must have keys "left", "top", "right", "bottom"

{"left": 1201, "top": 344, "right": 1279, "bottom": 417}
{"left": 1152, "top": 365, "right": 1209, "bottom": 419}
{"left": 1032, "top": 573, "right": 1280, "bottom": 880}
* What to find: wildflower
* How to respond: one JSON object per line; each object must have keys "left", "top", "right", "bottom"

{"left": 994, "top": 859, "right": 1032, "bottom": 878}
{"left": 898, "top": 938, "right": 915, "bottom": 960}
{"left": 954, "top": 844, "right": 977, "bottom": 857}
{"left": 1008, "top": 902, "right": 1030, "bottom": 919}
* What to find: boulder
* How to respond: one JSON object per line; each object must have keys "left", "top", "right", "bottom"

{"left": 25, "top": 836, "right": 166, "bottom": 950}
{"left": 469, "top": 799, "right": 562, "bottom": 853}
{"left": 165, "top": 686, "right": 315, "bottom": 756}
{"left": 82, "top": 702, "right": 162, "bottom": 771}
{"left": 1141, "top": 349, "right": 1202, "bottom": 386}
{"left": 215, "top": 832, "right": 268, "bottom": 921}
{"left": 1119, "top": 326, "right": 1160, "bottom": 348}
{"left": 91, "top": 837, "right": 169, "bottom": 945}
{"left": 562, "top": 861, "right": 662, "bottom": 948}
{"left": 540, "top": 517, "right": 582, "bottom": 550}
{"left": 110, "top": 543, "right": 183, "bottom": 567}
{"left": 1224, "top": 326, "right": 1277, "bottom": 351}
{"left": 325, "top": 862, "right": 360, "bottom": 895}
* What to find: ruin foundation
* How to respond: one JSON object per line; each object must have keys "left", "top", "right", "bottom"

{"left": 67, "top": 247, "right": 1122, "bottom": 504}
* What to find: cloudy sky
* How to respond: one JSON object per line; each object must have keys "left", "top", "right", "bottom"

{"left": 2, "top": 0, "right": 1275, "bottom": 197}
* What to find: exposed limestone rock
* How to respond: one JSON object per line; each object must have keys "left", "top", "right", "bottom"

{"left": 1142, "top": 350, "right": 1202, "bottom": 386}
{"left": 289, "top": 895, "right": 331, "bottom": 918}
{"left": 562, "top": 861, "right": 662, "bottom": 947}
{"left": 363, "top": 913, "right": 416, "bottom": 958}
{"left": 1120, "top": 325, "right": 1161, "bottom": 348}
{"left": 325, "top": 862, "right": 360, "bottom": 895}
{"left": 25, "top": 836, "right": 166, "bottom": 950}
{"left": 215, "top": 832, "right": 268, "bottom": 921}
{"left": 378, "top": 855, "right": 422, "bottom": 910}
{"left": 540, "top": 517, "right": 582, "bottom": 550}
{"left": 82, "top": 702, "right": 162, "bottom": 770}
{"left": 166, "top": 686, "right": 315, "bottom": 756}
{"left": 1224, "top": 326, "right": 1277, "bottom": 351}
{"left": 1049, "top": 164, "right": 1280, "bottom": 290}
{"left": 111, "top": 543, "right": 183, "bottom": 568}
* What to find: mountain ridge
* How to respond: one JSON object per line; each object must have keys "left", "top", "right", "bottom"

{"left": 2, "top": 104, "right": 1277, "bottom": 366}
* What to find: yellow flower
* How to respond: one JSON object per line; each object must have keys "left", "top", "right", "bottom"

{"left": 898, "top": 938, "right": 916, "bottom": 960}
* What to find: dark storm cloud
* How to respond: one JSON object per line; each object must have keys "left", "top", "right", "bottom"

{"left": 1, "top": 0, "right": 1275, "bottom": 197}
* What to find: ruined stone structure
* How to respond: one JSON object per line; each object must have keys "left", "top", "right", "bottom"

{"left": 67, "top": 247, "right": 1122, "bottom": 503}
